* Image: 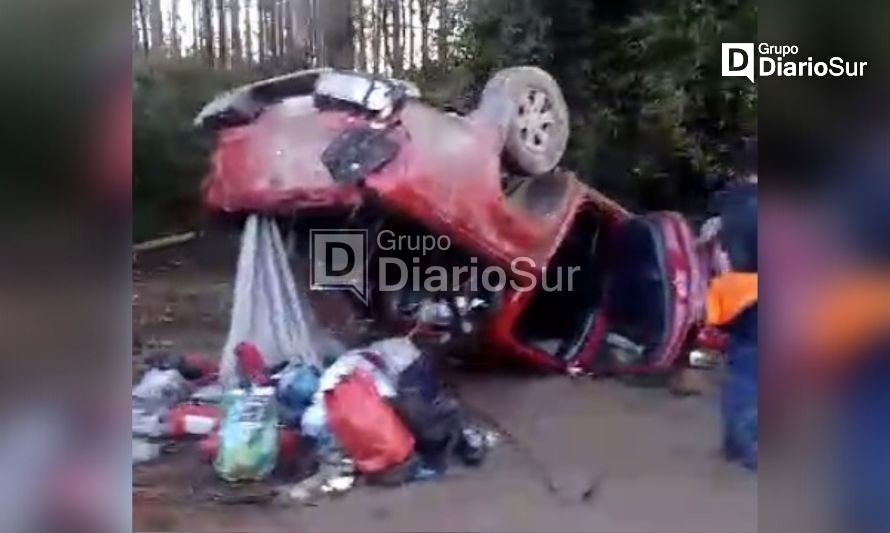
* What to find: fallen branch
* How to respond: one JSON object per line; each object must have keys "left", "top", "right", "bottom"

{"left": 133, "top": 231, "right": 197, "bottom": 253}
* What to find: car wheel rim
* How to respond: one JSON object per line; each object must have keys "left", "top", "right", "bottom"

{"left": 516, "top": 89, "right": 554, "bottom": 153}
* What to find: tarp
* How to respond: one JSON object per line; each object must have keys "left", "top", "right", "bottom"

{"left": 220, "top": 215, "right": 321, "bottom": 387}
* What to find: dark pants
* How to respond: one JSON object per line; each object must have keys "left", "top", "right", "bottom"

{"left": 721, "top": 339, "right": 758, "bottom": 470}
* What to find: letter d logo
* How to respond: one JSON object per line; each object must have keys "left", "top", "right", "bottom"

{"left": 722, "top": 43, "right": 755, "bottom": 83}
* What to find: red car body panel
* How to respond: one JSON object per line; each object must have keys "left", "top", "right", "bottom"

{"left": 204, "top": 101, "right": 598, "bottom": 273}
{"left": 200, "top": 86, "right": 705, "bottom": 374}
{"left": 486, "top": 210, "right": 703, "bottom": 373}
{"left": 203, "top": 105, "right": 366, "bottom": 212}
{"left": 364, "top": 104, "right": 598, "bottom": 272}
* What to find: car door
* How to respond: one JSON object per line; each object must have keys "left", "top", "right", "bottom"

{"left": 584, "top": 211, "right": 702, "bottom": 373}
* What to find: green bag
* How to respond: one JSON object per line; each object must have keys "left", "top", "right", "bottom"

{"left": 214, "top": 386, "right": 279, "bottom": 482}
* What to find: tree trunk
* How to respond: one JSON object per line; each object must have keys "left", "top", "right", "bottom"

{"left": 390, "top": 0, "right": 402, "bottom": 75}
{"left": 276, "top": 0, "right": 286, "bottom": 58}
{"left": 320, "top": 0, "right": 354, "bottom": 69}
{"left": 244, "top": 0, "right": 253, "bottom": 63}
{"left": 418, "top": 0, "right": 430, "bottom": 69}
{"left": 192, "top": 0, "right": 200, "bottom": 56}
{"left": 135, "top": 0, "right": 150, "bottom": 57}
{"left": 230, "top": 0, "right": 242, "bottom": 64}
{"left": 289, "top": 0, "right": 311, "bottom": 66}
{"left": 133, "top": 6, "right": 141, "bottom": 52}
{"left": 284, "top": 0, "right": 295, "bottom": 58}
{"left": 271, "top": 0, "right": 279, "bottom": 59}
{"left": 381, "top": 0, "right": 391, "bottom": 71}
{"left": 371, "top": 0, "right": 381, "bottom": 73}
{"left": 268, "top": 0, "right": 279, "bottom": 60}
{"left": 356, "top": 0, "right": 367, "bottom": 70}
{"left": 170, "top": 0, "right": 181, "bottom": 58}
{"left": 217, "top": 0, "right": 228, "bottom": 66}
{"left": 256, "top": 0, "right": 263, "bottom": 63}
{"left": 257, "top": 0, "right": 266, "bottom": 64}
{"left": 203, "top": 0, "right": 215, "bottom": 65}
{"left": 400, "top": 0, "right": 408, "bottom": 70}
{"left": 149, "top": 0, "right": 165, "bottom": 53}
{"left": 436, "top": 0, "right": 447, "bottom": 65}
{"left": 407, "top": 0, "right": 414, "bottom": 70}
{"left": 309, "top": 0, "right": 320, "bottom": 65}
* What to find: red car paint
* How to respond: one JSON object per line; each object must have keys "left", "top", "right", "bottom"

{"left": 200, "top": 72, "right": 706, "bottom": 374}
{"left": 487, "top": 210, "right": 703, "bottom": 373}
{"left": 203, "top": 107, "right": 365, "bottom": 213}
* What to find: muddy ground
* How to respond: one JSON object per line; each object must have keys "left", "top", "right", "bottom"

{"left": 132, "top": 233, "right": 758, "bottom": 533}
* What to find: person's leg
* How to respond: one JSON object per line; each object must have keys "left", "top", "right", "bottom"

{"left": 722, "top": 340, "right": 758, "bottom": 469}
{"left": 722, "top": 378, "right": 758, "bottom": 468}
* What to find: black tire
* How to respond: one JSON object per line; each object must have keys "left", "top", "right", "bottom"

{"left": 481, "top": 67, "right": 570, "bottom": 175}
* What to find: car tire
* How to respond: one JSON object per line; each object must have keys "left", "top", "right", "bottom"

{"left": 481, "top": 67, "right": 570, "bottom": 175}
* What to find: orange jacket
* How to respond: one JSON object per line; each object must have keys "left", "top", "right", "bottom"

{"left": 706, "top": 272, "right": 758, "bottom": 327}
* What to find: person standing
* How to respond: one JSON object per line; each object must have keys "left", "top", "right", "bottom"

{"left": 705, "top": 140, "right": 758, "bottom": 469}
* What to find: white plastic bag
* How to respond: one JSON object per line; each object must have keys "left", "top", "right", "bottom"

{"left": 369, "top": 337, "right": 422, "bottom": 378}
{"left": 132, "top": 368, "right": 189, "bottom": 437}
{"left": 220, "top": 216, "right": 322, "bottom": 387}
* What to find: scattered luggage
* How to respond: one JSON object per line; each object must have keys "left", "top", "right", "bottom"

{"left": 133, "top": 336, "right": 498, "bottom": 501}
{"left": 325, "top": 370, "right": 415, "bottom": 474}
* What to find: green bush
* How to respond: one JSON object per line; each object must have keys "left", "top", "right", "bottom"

{"left": 132, "top": 57, "right": 257, "bottom": 241}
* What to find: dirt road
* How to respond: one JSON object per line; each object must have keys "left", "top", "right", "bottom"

{"left": 132, "top": 236, "right": 756, "bottom": 533}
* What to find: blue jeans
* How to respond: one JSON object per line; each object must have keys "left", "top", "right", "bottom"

{"left": 721, "top": 340, "right": 757, "bottom": 470}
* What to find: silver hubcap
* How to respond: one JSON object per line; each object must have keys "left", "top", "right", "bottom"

{"left": 516, "top": 89, "right": 554, "bottom": 153}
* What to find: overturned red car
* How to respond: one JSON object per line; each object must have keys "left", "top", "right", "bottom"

{"left": 196, "top": 67, "right": 707, "bottom": 376}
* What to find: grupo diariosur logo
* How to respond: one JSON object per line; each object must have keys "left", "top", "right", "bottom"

{"left": 310, "top": 228, "right": 581, "bottom": 306}
{"left": 722, "top": 43, "right": 756, "bottom": 83}
{"left": 722, "top": 42, "right": 868, "bottom": 83}
{"left": 310, "top": 229, "right": 369, "bottom": 304}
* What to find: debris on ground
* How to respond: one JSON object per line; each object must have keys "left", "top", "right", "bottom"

{"left": 132, "top": 368, "right": 190, "bottom": 438}
{"left": 286, "top": 452, "right": 356, "bottom": 503}
{"left": 132, "top": 438, "right": 161, "bottom": 464}
{"left": 133, "top": 217, "right": 500, "bottom": 505}
{"left": 190, "top": 383, "right": 224, "bottom": 405}
{"left": 167, "top": 404, "right": 221, "bottom": 437}
{"left": 132, "top": 335, "right": 499, "bottom": 505}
